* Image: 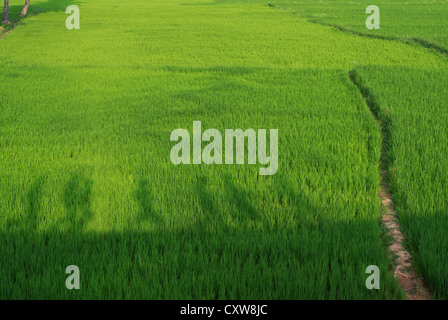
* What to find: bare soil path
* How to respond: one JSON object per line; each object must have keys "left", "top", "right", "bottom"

{"left": 349, "top": 70, "right": 432, "bottom": 300}
{"left": 379, "top": 171, "right": 431, "bottom": 300}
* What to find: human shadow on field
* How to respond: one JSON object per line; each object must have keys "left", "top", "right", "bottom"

{"left": 193, "top": 174, "right": 261, "bottom": 230}
{"left": 4, "top": 175, "right": 46, "bottom": 229}
{"left": 26, "top": 175, "right": 46, "bottom": 230}
{"left": 63, "top": 173, "right": 93, "bottom": 231}
{"left": 194, "top": 175, "right": 226, "bottom": 229}
{"left": 223, "top": 174, "right": 259, "bottom": 222}
{"left": 274, "top": 175, "right": 317, "bottom": 214}
{"left": 134, "top": 178, "right": 163, "bottom": 226}
{"left": 0, "top": 172, "right": 405, "bottom": 299}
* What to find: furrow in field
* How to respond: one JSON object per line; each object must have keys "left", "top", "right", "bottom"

{"left": 349, "top": 69, "right": 432, "bottom": 300}
{"left": 264, "top": 0, "right": 448, "bottom": 299}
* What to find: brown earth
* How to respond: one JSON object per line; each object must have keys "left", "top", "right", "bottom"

{"left": 380, "top": 170, "right": 431, "bottom": 300}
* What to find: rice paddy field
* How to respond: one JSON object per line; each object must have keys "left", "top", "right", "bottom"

{"left": 272, "top": 0, "right": 448, "bottom": 50}
{"left": 0, "top": 0, "right": 447, "bottom": 299}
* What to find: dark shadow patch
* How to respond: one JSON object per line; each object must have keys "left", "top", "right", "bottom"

{"left": 63, "top": 173, "right": 93, "bottom": 230}
{"left": 0, "top": 221, "right": 403, "bottom": 299}
{"left": 134, "top": 178, "right": 163, "bottom": 225}
{"left": 27, "top": 175, "right": 46, "bottom": 230}
{"left": 223, "top": 174, "right": 258, "bottom": 221}
{"left": 194, "top": 175, "right": 225, "bottom": 228}
{"left": 2, "top": 175, "right": 46, "bottom": 229}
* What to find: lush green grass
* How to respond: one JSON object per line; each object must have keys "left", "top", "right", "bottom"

{"left": 268, "top": 0, "right": 448, "bottom": 52}
{"left": 0, "top": 0, "right": 446, "bottom": 299}
{"left": 261, "top": 0, "right": 448, "bottom": 298}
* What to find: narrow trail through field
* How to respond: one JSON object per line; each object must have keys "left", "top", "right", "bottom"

{"left": 263, "top": 2, "right": 444, "bottom": 299}
{"left": 349, "top": 70, "right": 431, "bottom": 300}
{"left": 3, "top": 0, "right": 446, "bottom": 299}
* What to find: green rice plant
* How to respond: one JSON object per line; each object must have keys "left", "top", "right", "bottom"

{"left": 266, "top": 0, "right": 448, "bottom": 53}
{"left": 0, "top": 0, "right": 446, "bottom": 299}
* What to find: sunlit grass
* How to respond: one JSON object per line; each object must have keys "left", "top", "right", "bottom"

{"left": 0, "top": 0, "right": 446, "bottom": 299}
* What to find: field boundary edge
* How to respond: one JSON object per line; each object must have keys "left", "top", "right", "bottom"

{"left": 349, "top": 69, "right": 432, "bottom": 300}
